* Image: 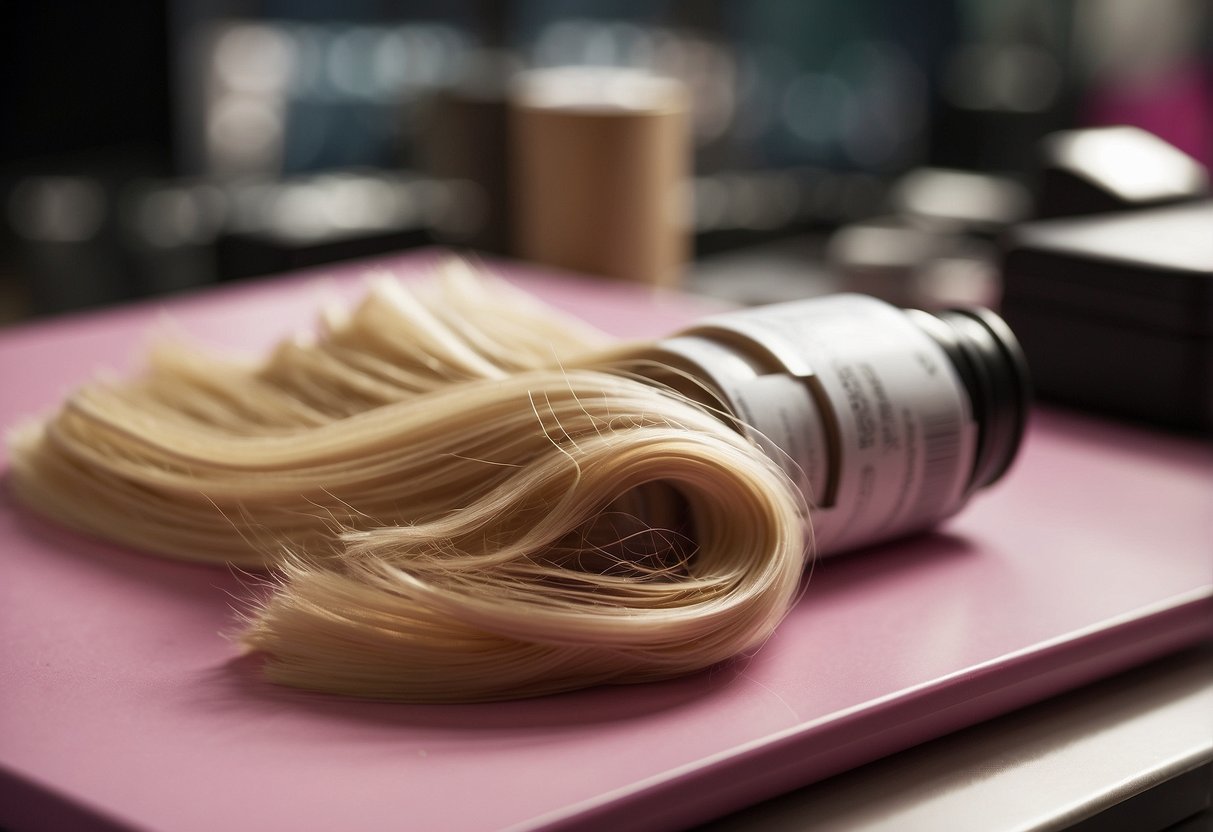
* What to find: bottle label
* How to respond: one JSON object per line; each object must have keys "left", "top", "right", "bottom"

{"left": 680, "top": 294, "right": 978, "bottom": 555}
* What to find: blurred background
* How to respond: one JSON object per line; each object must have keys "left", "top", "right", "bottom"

{"left": 2, "top": 0, "right": 1210, "bottom": 322}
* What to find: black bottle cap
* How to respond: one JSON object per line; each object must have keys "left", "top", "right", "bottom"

{"left": 914, "top": 307, "right": 1032, "bottom": 490}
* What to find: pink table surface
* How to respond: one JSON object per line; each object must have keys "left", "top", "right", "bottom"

{"left": 2, "top": 251, "right": 1211, "bottom": 832}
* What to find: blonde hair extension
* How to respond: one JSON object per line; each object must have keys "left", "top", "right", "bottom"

{"left": 8, "top": 259, "right": 809, "bottom": 701}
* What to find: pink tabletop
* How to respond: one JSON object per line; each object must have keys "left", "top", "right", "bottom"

{"left": 2, "top": 251, "right": 1211, "bottom": 832}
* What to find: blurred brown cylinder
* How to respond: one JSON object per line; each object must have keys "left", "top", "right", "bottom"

{"left": 510, "top": 69, "right": 690, "bottom": 287}
{"left": 415, "top": 52, "right": 521, "bottom": 254}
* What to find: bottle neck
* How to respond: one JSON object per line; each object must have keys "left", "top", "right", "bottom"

{"left": 905, "top": 308, "right": 1031, "bottom": 491}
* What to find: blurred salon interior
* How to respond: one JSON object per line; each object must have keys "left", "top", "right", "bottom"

{"left": 2, "top": 1, "right": 1210, "bottom": 375}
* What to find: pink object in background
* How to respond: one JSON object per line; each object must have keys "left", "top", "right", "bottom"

{"left": 1084, "top": 63, "right": 1213, "bottom": 168}
{"left": 1, "top": 251, "right": 1210, "bottom": 831}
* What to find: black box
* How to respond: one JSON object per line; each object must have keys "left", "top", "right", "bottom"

{"left": 1001, "top": 201, "right": 1213, "bottom": 431}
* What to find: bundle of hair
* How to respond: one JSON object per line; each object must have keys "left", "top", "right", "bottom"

{"left": 8, "top": 260, "right": 808, "bottom": 702}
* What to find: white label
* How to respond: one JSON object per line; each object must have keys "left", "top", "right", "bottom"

{"left": 683, "top": 294, "right": 978, "bottom": 555}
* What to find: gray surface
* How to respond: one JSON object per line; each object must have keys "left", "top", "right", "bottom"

{"left": 701, "top": 646, "right": 1213, "bottom": 832}
{"left": 687, "top": 236, "right": 839, "bottom": 307}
